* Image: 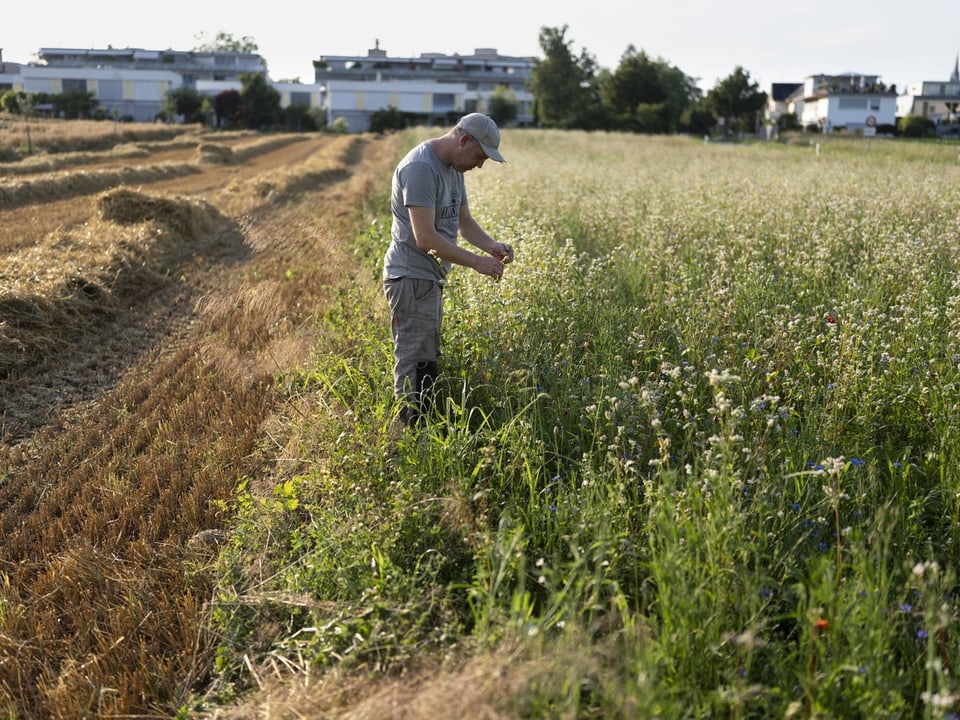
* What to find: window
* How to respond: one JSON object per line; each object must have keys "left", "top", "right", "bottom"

{"left": 98, "top": 79, "right": 123, "bottom": 101}
{"left": 432, "top": 92, "right": 456, "bottom": 112}
{"left": 838, "top": 97, "right": 867, "bottom": 110}
{"left": 62, "top": 78, "right": 87, "bottom": 92}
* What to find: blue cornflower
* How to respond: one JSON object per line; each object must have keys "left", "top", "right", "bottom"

{"left": 917, "top": 629, "right": 929, "bottom": 639}
{"left": 850, "top": 457, "right": 866, "bottom": 467}
{"left": 760, "top": 588, "right": 773, "bottom": 599}
{"left": 899, "top": 604, "right": 913, "bottom": 612}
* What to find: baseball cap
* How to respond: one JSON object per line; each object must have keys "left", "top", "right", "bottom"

{"left": 456, "top": 113, "right": 505, "bottom": 163}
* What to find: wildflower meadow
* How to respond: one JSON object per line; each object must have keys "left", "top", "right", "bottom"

{"left": 209, "top": 130, "right": 960, "bottom": 718}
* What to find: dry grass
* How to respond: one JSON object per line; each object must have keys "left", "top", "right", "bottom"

{"left": 203, "top": 630, "right": 637, "bottom": 720}
{"left": 0, "top": 114, "right": 203, "bottom": 161}
{"left": 0, "top": 120, "right": 404, "bottom": 718}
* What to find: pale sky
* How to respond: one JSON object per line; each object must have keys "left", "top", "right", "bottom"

{"left": 4, "top": 1, "right": 960, "bottom": 93}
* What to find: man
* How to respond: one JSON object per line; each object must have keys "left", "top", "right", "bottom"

{"left": 383, "top": 113, "right": 514, "bottom": 426}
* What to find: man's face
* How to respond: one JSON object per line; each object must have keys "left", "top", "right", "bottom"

{"left": 456, "top": 136, "right": 488, "bottom": 172}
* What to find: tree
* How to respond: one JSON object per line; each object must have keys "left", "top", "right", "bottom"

{"left": 657, "top": 62, "right": 703, "bottom": 133}
{"left": 486, "top": 86, "right": 519, "bottom": 127}
{"left": 602, "top": 47, "right": 664, "bottom": 120}
{"left": 164, "top": 86, "right": 207, "bottom": 124}
{"left": 598, "top": 46, "right": 700, "bottom": 133}
{"left": 0, "top": 89, "right": 27, "bottom": 114}
{"left": 214, "top": 89, "right": 242, "bottom": 128}
{"left": 239, "top": 72, "right": 281, "bottom": 129}
{"left": 369, "top": 106, "right": 406, "bottom": 133}
{"left": 679, "top": 103, "right": 716, "bottom": 135}
{"left": 193, "top": 31, "right": 258, "bottom": 54}
{"left": 705, "top": 66, "right": 766, "bottom": 135}
{"left": 283, "top": 103, "right": 319, "bottom": 131}
{"left": 530, "top": 25, "right": 595, "bottom": 128}
{"left": 53, "top": 89, "right": 98, "bottom": 119}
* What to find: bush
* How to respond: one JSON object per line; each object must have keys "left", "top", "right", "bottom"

{"left": 369, "top": 106, "right": 406, "bottom": 134}
{"left": 897, "top": 115, "right": 936, "bottom": 138}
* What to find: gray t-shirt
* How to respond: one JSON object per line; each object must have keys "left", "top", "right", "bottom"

{"left": 382, "top": 141, "right": 466, "bottom": 284}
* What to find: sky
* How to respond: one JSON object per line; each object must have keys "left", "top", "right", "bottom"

{"left": 4, "top": 1, "right": 960, "bottom": 94}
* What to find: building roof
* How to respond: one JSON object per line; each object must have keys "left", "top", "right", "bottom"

{"left": 770, "top": 83, "right": 802, "bottom": 101}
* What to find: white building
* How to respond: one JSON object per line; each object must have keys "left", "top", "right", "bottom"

{"left": 321, "top": 78, "right": 466, "bottom": 133}
{"left": 0, "top": 62, "right": 181, "bottom": 121}
{"left": 784, "top": 73, "right": 897, "bottom": 133}
{"left": 314, "top": 42, "right": 535, "bottom": 131}
{"left": 0, "top": 47, "right": 323, "bottom": 123}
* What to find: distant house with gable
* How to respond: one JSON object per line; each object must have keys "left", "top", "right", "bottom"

{"left": 765, "top": 82, "right": 803, "bottom": 124}
{"left": 760, "top": 82, "right": 803, "bottom": 138}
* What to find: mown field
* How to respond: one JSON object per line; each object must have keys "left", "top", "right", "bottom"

{"left": 0, "top": 116, "right": 401, "bottom": 718}
{"left": 4, "top": 119, "right": 960, "bottom": 719}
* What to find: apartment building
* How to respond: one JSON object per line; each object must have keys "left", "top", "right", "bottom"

{"left": 313, "top": 41, "right": 535, "bottom": 132}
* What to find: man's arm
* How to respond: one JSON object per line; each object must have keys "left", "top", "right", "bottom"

{"left": 409, "top": 205, "right": 504, "bottom": 279}
{"left": 459, "top": 204, "right": 514, "bottom": 264}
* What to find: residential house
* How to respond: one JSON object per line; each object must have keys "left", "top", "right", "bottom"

{"left": 784, "top": 73, "right": 897, "bottom": 133}
{"left": 313, "top": 41, "right": 535, "bottom": 132}
{"left": 896, "top": 55, "right": 960, "bottom": 135}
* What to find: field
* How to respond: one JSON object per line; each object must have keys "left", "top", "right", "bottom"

{"left": 3, "top": 118, "right": 960, "bottom": 719}
{"left": 0, "top": 116, "right": 401, "bottom": 717}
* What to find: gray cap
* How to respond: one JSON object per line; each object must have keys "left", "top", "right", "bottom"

{"left": 456, "top": 113, "right": 505, "bottom": 163}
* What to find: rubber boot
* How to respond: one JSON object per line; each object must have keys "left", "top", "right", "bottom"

{"left": 416, "top": 360, "right": 438, "bottom": 421}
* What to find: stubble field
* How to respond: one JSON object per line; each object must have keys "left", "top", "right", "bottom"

{"left": 0, "top": 116, "right": 401, "bottom": 717}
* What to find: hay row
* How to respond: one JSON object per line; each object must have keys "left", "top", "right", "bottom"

{"left": 215, "top": 134, "right": 360, "bottom": 209}
{"left": 0, "top": 143, "right": 153, "bottom": 176}
{"left": 0, "top": 187, "right": 233, "bottom": 378}
{"left": 228, "top": 133, "right": 311, "bottom": 161}
{"left": 0, "top": 162, "right": 201, "bottom": 210}
{"left": 0, "top": 130, "right": 290, "bottom": 178}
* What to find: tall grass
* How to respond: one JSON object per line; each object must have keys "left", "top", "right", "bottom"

{"left": 209, "top": 131, "right": 960, "bottom": 718}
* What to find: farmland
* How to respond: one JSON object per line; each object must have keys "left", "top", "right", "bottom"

{"left": 0, "top": 117, "right": 401, "bottom": 717}
{"left": 4, "top": 119, "right": 960, "bottom": 718}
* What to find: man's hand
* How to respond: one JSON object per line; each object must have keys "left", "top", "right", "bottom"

{"left": 474, "top": 255, "right": 505, "bottom": 281}
{"left": 493, "top": 241, "right": 514, "bottom": 264}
